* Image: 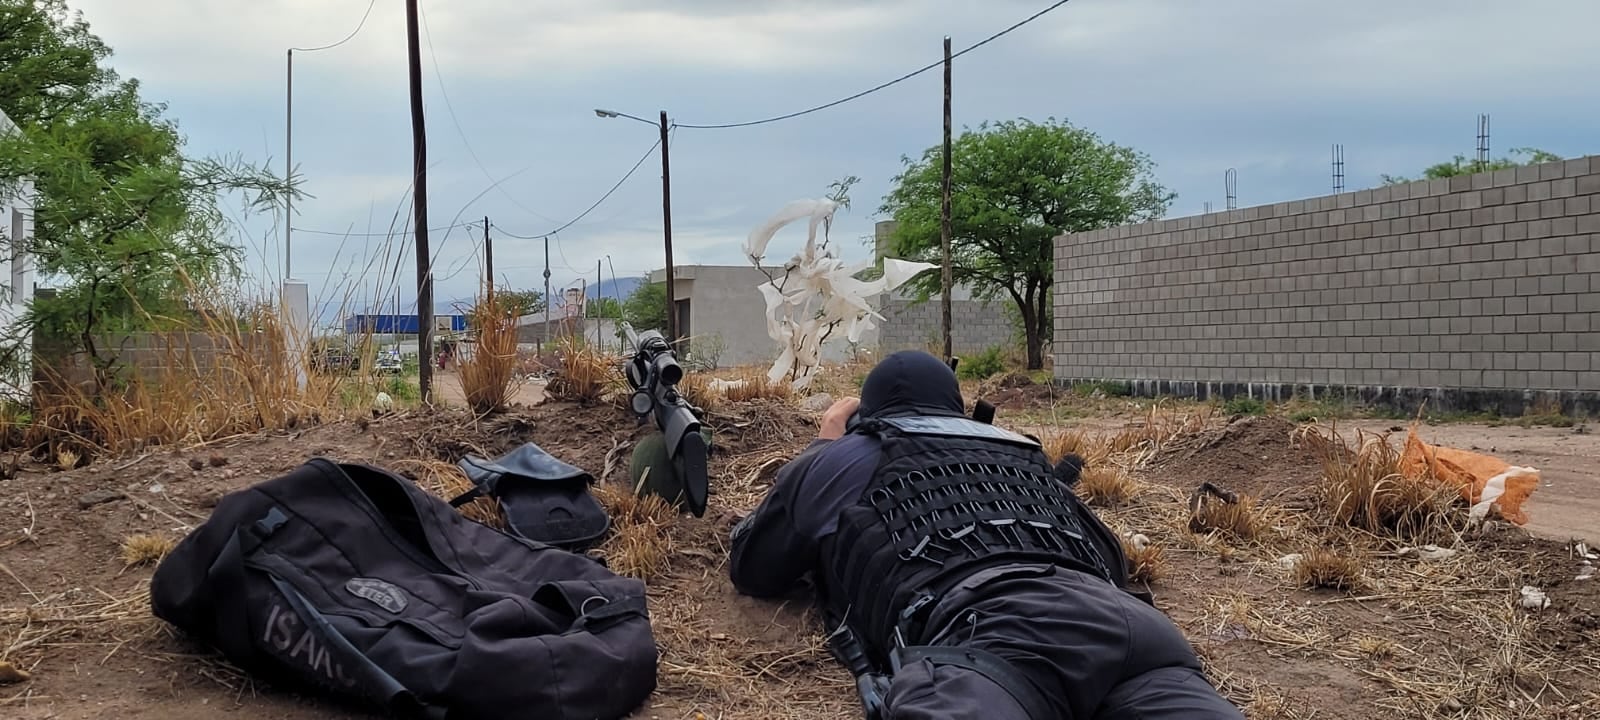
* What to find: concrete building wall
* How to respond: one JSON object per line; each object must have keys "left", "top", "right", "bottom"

{"left": 649, "top": 265, "right": 867, "bottom": 369}
{"left": 0, "top": 108, "right": 35, "bottom": 403}
{"left": 1052, "top": 154, "right": 1600, "bottom": 414}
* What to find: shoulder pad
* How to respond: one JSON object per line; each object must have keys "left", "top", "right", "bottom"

{"left": 879, "top": 416, "right": 1040, "bottom": 448}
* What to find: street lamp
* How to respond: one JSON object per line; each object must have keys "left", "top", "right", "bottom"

{"left": 595, "top": 107, "right": 676, "bottom": 346}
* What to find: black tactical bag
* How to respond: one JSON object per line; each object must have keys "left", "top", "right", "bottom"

{"left": 150, "top": 457, "right": 658, "bottom": 720}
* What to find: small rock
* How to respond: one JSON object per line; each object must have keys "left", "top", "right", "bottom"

{"left": 75, "top": 489, "right": 125, "bottom": 510}
{"left": 207, "top": 453, "right": 228, "bottom": 467}
{"left": 800, "top": 393, "right": 835, "bottom": 412}
{"left": 148, "top": 483, "right": 165, "bottom": 494}
{"left": 1278, "top": 553, "right": 1304, "bottom": 570}
{"left": 0, "top": 659, "right": 30, "bottom": 684}
{"left": 187, "top": 457, "right": 205, "bottom": 471}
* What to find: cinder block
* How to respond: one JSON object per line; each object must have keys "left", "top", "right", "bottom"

{"left": 1578, "top": 174, "right": 1600, "bottom": 195}
{"left": 1530, "top": 181, "right": 1553, "bottom": 202}
{"left": 1555, "top": 178, "right": 1578, "bottom": 199}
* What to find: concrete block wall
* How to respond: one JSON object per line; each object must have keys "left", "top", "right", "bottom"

{"left": 871, "top": 220, "right": 1016, "bottom": 357}
{"left": 1052, "top": 155, "right": 1600, "bottom": 414}
{"left": 876, "top": 293, "right": 1015, "bottom": 357}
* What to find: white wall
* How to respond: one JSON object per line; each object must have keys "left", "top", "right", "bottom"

{"left": 0, "top": 110, "right": 35, "bottom": 403}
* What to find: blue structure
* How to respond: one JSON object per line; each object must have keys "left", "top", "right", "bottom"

{"left": 343, "top": 314, "right": 468, "bottom": 335}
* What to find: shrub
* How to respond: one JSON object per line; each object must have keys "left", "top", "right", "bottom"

{"left": 956, "top": 345, "right": 1006, "bottom": 380}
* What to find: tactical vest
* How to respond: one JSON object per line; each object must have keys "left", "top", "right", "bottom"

{"left": 819, "top": 415, "right": 1128, "bottom": 664}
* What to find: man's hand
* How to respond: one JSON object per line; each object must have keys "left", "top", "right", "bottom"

{"left": 818, "top": 396, "right": 861, "bottom": 441}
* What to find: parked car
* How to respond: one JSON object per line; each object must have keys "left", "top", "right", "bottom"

{"left": 374, "top": 352, "right": 403, "bottom": 375}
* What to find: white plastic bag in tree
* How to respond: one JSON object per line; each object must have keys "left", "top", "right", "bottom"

{"left": 745, "top": 198, "right": 936, "bottom": 390}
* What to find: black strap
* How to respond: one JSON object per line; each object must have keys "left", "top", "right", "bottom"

{"left": 891, "top": 645, "right": 1054, "bottom": 720}
{"left": 572, "top": 593, "right": 646, "bottom": 630}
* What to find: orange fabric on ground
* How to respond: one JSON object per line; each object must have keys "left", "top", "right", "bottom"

{"left": 1397, "top": 427, "right": 1540, "bottom": 525}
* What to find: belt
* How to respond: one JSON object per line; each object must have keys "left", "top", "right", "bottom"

{"left": 890, "top": 644, "right": 1055, "bottom": 720}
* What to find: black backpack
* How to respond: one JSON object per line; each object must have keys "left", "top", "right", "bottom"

{"left": 149, "top": 457, "right": 658, "bottom": 720}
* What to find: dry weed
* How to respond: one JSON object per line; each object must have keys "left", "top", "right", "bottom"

{"left": 120, "top": 533, "right": 176, "bottom": 566}
{"left": 1355, "top": 635, "right": 1398, "bottom": 661}
{"left": 55, "top": 447, "right": 79, "bottom": 471}
{"left": 27, "top": 290, "right": 346, "bottom": 457}
{"left": 458, "top": 284, "right": 520, "bottom": 414}
{"left": 546, "top": 335, "right": 620, "bottom": 404}
{"left": 1189, "top": 492, "right": 1264, "bottom": 541}
{"left": 393, "top": 458, "right": 505, "bottom": 529}
{"left": 1291, "top": 548, "right": 1366, "bottom": 592}
{"left": 1076, "top": 466, "right": 1136, "bottom": 507}
{"left": 1042, "top": 428, "right": 1107, "bottom": 466}
{"left": 593, "top": 484, "right": 678, "bottom": 580}
{"left": 1295, "top": 424, "right": 1458, "bottom": 541}
{"left": 1120, "top": 536, "right": 1165, "bottom": 584}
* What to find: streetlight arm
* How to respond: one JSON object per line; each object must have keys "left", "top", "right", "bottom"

{"left": 594, "top": 108, "right": 658, "bottom": 127}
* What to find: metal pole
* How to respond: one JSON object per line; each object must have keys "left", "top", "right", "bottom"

{"left": 405, "top": 0, "right": 433, "bottom": 403}
{"left": 659, "top": 110, "right": 677, "bottom": 345}
{"left": 940, "top": 36, "right": 954, "bottom": 365}
{"left": 483, "top": 216, "right": 493, "bottom": 292}
{"left": 543, "top": 237, "right": 551, "bottom": 348}
{"left": 596, "top": 259, "right": 602, "bottom": 347}
{"left": 285, "top": 49, "right": 293, "bottom": 281}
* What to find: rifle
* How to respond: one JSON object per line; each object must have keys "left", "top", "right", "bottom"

{"left": 620, "top": 326, "right": 711, "bottom": 517}
{"left": 825, "top": 611, "right": 892, "bottom": 720}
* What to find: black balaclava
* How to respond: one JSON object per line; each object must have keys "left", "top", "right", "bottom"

{"left": 858, "top": 350, "right": 965, "bottom": 419}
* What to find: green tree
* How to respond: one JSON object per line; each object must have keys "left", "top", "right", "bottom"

{"left": 0, "top": 0, "right": 294, "bottom": 388}
{"left": 879, "top": 117, "right": 1174, "bottom": 369}
{"left": 496, "top": 289, "right": 545, "bottom": 317}
{"left": 1381, "top": 147, "right": 1562, "bottom": 185}
{"left": 585, "top": 296, "right": 621, "bottom": 318}
{"left": 621, "top": 279, "right": 667, "bottom": 333}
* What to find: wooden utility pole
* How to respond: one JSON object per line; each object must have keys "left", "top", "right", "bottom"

{"left": 483, "top": 216, "right": 493, "bottom": 292}
{"left": 404, "top": 0, "right": 434, "bottom": 403}
{"left": 543, "top": 237, "right": 552, "bottom": 348}
{"left": 659, "top": 110, "right": 677, "bottom": 345}
{"left": 940, "top": 35, "right": 954, "bottom": 365}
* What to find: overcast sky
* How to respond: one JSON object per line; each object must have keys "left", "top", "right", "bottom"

{"left": 60, "top": 0, "right": 1600, "bottom": 323}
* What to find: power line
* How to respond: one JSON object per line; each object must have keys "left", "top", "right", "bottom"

{"left": 674, "top": 0, "right": 1074, "bottom": 130}
{"left": 416, "top": 4, "right": 561, "bottom": 226}
{"left": 290, "top": 222, "right": 476, "bottom": 238}
{"left": 492, "top": 136, "right": 662, "bottom": 240}
{"left": 291, "top": 0, "right": 379, "bottom": 53}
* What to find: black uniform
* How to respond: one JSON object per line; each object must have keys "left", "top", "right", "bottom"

{"left": 729, "top": 351, "right": 1243, "bottom": 719}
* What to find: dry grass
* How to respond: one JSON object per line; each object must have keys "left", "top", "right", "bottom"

{"left": 1076, "top": 465, "right": 1136, "bottom": 507}
{"left": 1042, "top": 428, "right": 1107, "bottom": 466}
{"left": 457, "top": 284, "right": 520, "bottom": 414}
{"left": 592, "top": 483, "right": 678, "bottom": 580}
{"left": 392, "top": 458, "right": 505, "bottom": 529}
{"left": 119, "top": 533, "right": 176, "bottom": 567}
{"left": 1294, "top": 424, "right": 1459, "bottom": 541}
{"left": 545, "top": 334, "right": 621, "bottom": 404}
{"left": 1121, "top": 535, "right": 1166, "bottom": 584}
{"left": 679, "top": 368, "right": 794, "bottom": 415}
{"left": 1189, "top": 492, "right": 1265, "bottom": 541}
{"left": 26, "top": 292, "right": 350, "bottom": 460}
{"left": 1291, "top": 548, "right": 1366, "bottom": 592}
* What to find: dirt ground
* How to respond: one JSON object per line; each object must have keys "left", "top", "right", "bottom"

{"left": 429, "top": 368, "right": 547, "bottom": 408}
{"left": 1, "top": 391, "right": 1597, "bottom": 719}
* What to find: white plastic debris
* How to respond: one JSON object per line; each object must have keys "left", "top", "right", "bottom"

{"left": 1576, "top": 542, "right": 1599, "bottom": 561}
{"left": 1576, "top": 561, "right": 1595, "bottom": 582}
{"left": 1519, "top": 585, "right": 1550, "bottom": 611}
{"left": 1395, "top": 545, "right": 1458, "bottom": 561}
{"left": 374, "top": 392, "right": 394, "bottom": 412}
{"left": 1277, "top": 553, "right": 1303, "bottom": 570}
{"left": 1128, "top": 533, "right": 1151, "bottom": 551}
{"left": 148, "top": 483, "right": 164, "bottom": 494}
{"left": 744, "top": 198, "right": 936, "bottom": 390}
{"left": 707, "top": 379, "right": 749, "bottom": 394}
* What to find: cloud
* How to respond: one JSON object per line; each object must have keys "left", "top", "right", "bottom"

{"left": 47, "top": 0, "right": 1598, "bottom": 322}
